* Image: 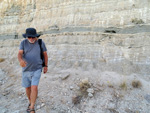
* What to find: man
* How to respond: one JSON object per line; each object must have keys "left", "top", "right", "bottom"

{"left": 18, "top": 28, "right": 48, "bottom": 113}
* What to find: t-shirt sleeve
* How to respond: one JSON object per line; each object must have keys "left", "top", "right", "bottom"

{"left": 19, "top": 40, "right": 24, "bottom": 50}
{"left": 42, "top": 41, "right": 47, "bottom": 52}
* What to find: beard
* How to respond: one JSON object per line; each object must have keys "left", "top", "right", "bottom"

{"left": 28, "top": 39, "right": 36, "bottom": 43}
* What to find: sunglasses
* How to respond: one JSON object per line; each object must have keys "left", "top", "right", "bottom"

{"left": 28, "top": 37, "right": 36, "bottom": 39}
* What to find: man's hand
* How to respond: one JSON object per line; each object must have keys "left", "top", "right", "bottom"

{"left": 43, "top": 67, "right": 48, "bottom": 74}
{"left": 19, "top": 60, "right": 27, "bottom": 67}
{"left": 18, "top": 50, "right": 27, "bottom": 67}
{"left": 43, "top": 51, "right": 48, "bottom": 74}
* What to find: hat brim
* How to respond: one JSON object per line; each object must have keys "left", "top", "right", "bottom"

{"left": 22, "top": 34, "right": 40, "bottom": 38}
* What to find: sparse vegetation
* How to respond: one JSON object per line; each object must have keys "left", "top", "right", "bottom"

{"left": 0, "top": 58, "right": 5, "bottom": 63}
{"left": 79, "top": 79, "right": 91, "bottom": 95}
{"left": 108, "top": 84, "right": 114, "bottom": 88}
{"left": 131, "top": 18, "right": 144, "bottom": 24}
{"left": 72, "top": 95, "right": 82, "bottom": 105}
{"left": 107, "top": 81, "right": 114, "bottom": 88}
{"left": 120, "top": 81, "right": 127, "bottom": 90}
{"left": 108, "top": 108, "right": 119, "bottom": 113}
{"left": 72, "top": 79, "right": 93, "bottom": 104}
{"left": 132, "top": 80, "right": 142, "bottom": 88}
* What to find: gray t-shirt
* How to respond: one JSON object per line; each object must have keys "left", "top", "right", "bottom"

{"left": 19, "top": 39, "right": 47, "bottom": 72}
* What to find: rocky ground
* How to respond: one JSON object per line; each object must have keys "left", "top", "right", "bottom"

{"left": 0, "top": 56, "right": 150, "bottom": 113}
{"left": 0, "top": 0, "right": 150, "bottom": 112}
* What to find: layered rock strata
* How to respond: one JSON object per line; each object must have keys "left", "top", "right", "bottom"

{"left": 0, "top": 0, "right": 150, "bottom": 38}
{"left": 0, "top": 32, "right": 150, "bottom": 75}
{"left": 0, "top": 0, "right": 150, "bottom": 74}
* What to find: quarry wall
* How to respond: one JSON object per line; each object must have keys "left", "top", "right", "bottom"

{"left": 0, "top": 0, "right": 150, "bottom": 75}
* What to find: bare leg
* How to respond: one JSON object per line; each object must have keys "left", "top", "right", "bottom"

{"left": 30, "top": 85, "right": 38, "bottom": 111}
{"left": 26, "top": 87, "right": 31, "bottom": 104}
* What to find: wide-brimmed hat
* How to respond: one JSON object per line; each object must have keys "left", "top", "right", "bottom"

{"left": 22, "top": 28, "right": 40, "bottom": 38}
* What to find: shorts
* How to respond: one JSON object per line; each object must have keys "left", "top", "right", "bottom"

{"left": 22, "top": 69, "right": 42, "bottom": 88}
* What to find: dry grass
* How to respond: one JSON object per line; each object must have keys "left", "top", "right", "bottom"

{"left": 75, "top": 78, "right": 92, "bottom": 99}
{"left": 0, "top": 58, "right": 5, "bottom": 63}
{"left": 72, "top": 95, "right": 82, "bottom": 105}
{"left": 108, "top": 108, "right": 119, "bottom": 113}
{"left": 132, "top": 80, "right": 142, "bottom": 88}
{"left": 79, "top": 80, "right": 91, "bottom": 95}
{"left": 8, "top": 75, "right": 15, "bottom": 77}
{"left": 5, "top": 83, "right": 14, "bottom": 89}
{"left": 108, "top": 84, "right": 114, "bottom": 88}
{"left": 131, "top": 18, "right": 144, "bottom": 24}
{"left": 120, "top": 81, "right": 127, "bottom": 90}
{"left": 107, "top": 81, "right": 114, "bottom": 88}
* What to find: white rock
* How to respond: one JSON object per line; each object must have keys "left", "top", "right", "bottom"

{"left": 60, "top": 73, "right": 70, "bottom": 80}
{"left": 107, "top": 103, "right": 115, "bottom": 109}
{"left": 36, "top": 105, "right": 41, "bottom": 109}
{"left": 76, "top": 78, "right": 80, "bottom": 81}
{"left": 70, "top": 86, "right": 73, "bottom": 90}
{"left": 87, "top": 88, "right": 94, "bottom": 94}
{"left": 41, "top": 103, "right": 45, "bottom": 107}
{"left": 81, "top": 78, "right": 89, "bottom": 83}
{"left": 88, "top": 93, "right": 93, "bottom": 97}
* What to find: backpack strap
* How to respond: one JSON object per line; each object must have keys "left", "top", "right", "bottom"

{"left": 38, "top": 39, "right": 42, "bottom": 46}
{"left": 38, "top": 39, "right": 45, "bottom": 67}
{"left": 38, "top": 39, "right": 42, "bottom": 59}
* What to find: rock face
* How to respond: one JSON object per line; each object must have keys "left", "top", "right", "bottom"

{"left": 0, "top": 1, "right": 150, "bottom": 75}
{"left": 0, "top": 32, "right": 150, "bottom": 75}
{"left": 0, "top": 0, "right": 150, "bottom": 37}
{"left": 0, "top": 0, "right": 149, "bottom": 83}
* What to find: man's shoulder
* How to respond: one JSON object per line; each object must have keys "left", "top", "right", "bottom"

{"left": 21, "top": 39, "right": 28, "bottom": 43}
{"left": 20, "top": 39, "right": 28, "bottom": 48}
{"left": 38, "top": 39, "right": 43, "bottom": 42}
{"left": 38, "top": 39, "right": 46, "bottom": 45}
{"left": 38, "top": 39, "right": 42, "bottom": 44}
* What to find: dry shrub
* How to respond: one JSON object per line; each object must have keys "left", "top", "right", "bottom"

{"left": 0, "top": 58, "right": 5, "bottom": 63}
{"left": 132, "top": 80, "right": 142, "bottom": 88}
{"left": 108, "top": 84, "right": 114, "bottom": 88}
{"left": 72, "top": 95, "right": 82, "bottom": 105}
{"left": 131, "top": 18, "right": 144, "bottom": 24}
{"left": 79, "top": 79, "right": 91, "bottom": 95}
{"left": 74, "top": 78, "right": 91, "bottom": 103}
{"left": 107, "top": 81, "right": 114, "bottom": 88}
{"left": 108, "top": 108, "right": 119, "bottom": 113}
{"left": 120, "top": 81, "right": 127, "bottom": 90}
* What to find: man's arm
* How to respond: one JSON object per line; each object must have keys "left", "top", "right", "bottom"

{"left": 18, "top": 50, "right": 27, "bottom": 67}
{"left": 43, "top": 51, "right": 48, "bottom": 73}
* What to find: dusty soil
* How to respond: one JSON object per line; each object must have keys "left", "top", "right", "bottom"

{"left": 0, "top": 57, "right": 150, "bottom": 113}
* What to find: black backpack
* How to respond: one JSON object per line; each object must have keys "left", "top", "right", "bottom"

{"left": 38, "top": 39, "right": 45, "bottom": 67}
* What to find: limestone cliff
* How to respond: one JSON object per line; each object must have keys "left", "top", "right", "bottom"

{"left": 0, "top": 0, "right": 150, "bottom": 75}
{"left": 0, "top": 0, "right": 150, "bottom": 38}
